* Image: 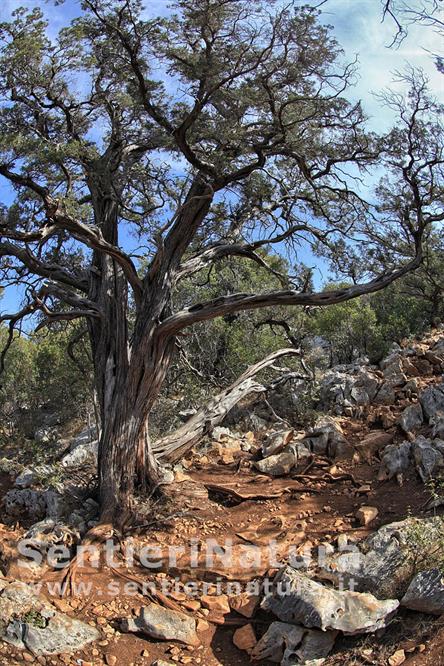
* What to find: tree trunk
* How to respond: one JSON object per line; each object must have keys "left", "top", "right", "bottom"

{"left": 154, "top": 348, "right": 301, "bottom": 462}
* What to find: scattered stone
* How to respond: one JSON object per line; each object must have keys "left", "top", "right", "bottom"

{"left": 60, "top": 440, "right": 98, "bottom": 467}
{"left": 356, "top": 506, "right": 378, "bottom": 527}
{"left": 0, "top": 579, "right": 99, "bottom": 655}
{"left": 412, "top": 435, "right": 444, "bottom": 482}
{"left": 378, "top": 441, "right": 412, "bottom": 483}
{"left": 399, "top": 403, "right": 423, "bottom": 434}
{"left": 254, "top": 451, "right": 297, "bottom": 476}
{"left": 3, "top": 488, "right": 67, "bottom": 521}
{"left": 388, "top": 649, "right": 406, "bottom": 666}
{"left": 229, "top": 592, "right": 260, "bottom": 618}
{"left": 355, "top": 431, "right": 393, "bottom": 463}
{"left": 261, "top": 567, "right": 398, "bottom": 635}
{"left": 420, "top": 383, "right": 444, "bottom": 422}
{"left": 121, "top": 603, "right": 199, "bottom": 646}
{"left": 374, "top": 382, "right": 396, "bottom": 406}
{"left": 323, "top": 516, "right": 444, "bottom": 599}
{"left": 262, "top": 430, "right": 294, "bottom": 458}
{"left": 250, "top": 621, "right": 337, "bottom": 665}
{"left": 232, "top": 624, "right": 256, "bottom": 653}
{"left": 401, "top": 568, "right": 444, "bottom": 615}
{"left": 201, "top": 594, "right": 230, "bottom": 615}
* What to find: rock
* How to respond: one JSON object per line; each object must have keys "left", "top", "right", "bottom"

{"left": 61, "top": 440, "right": 98, "bottom": 467}
{"left": 34, "top": 427, "right": 58, "bottom": 444}
{"left": 382, "top": 359, "right": 407, "bottom": 387}
{"left": 14, "top": 465, "right": 57, "bottom": 489}
{"left": 412, "top": 435, "right": 444, "bottom": 482}
{"left": 121, "top": 602, "right": 199, "bottom": 646}
{"left": 229, "top": 592, "right": 260, "bottom": 618}
{"left": 302, "top": 417, "right": 353, "bottom": 460}
{"left": 261, "top": 567, "right": 398, "bottom": 635}
{"left": 212, "top": 426, "right": 236, "bottom": 442}
{"left": 356, "top": 506, "right": 378, "bottom": 527}
{"left": 318, "top": 365, "right": 380, "bottom": 415}
{"left": 355, "top": 431, "right": 393, "bottom": 463}
{"left": 420, "top": 383, "right": 444, "bottom": 422}
{"left": 254, "top": 451, "right": 297, "bottom": 476}
{"left": 152, "top": 662, "right": 175, "bottom": 666}
{"left": 250, "top": 621, "right": 337, "bottom": 665}
{"left": 432, "top": 416, "right": 444, "bottom": 439}
{"left": 201, "top": 594, "right": 230, "bottom": 615}
{"left": 262, "top": 430, "right": 294, "bottom": 458}
{"left": 399, "top": 403, "right": 423, "bottom": 434}
{"left": 0, "top": 579, "right": 99, "bottom": 655}
{"left": 3, "top": 488, "right": 67, "bottom": 521}
{"left": 378, "top": 441, "right": 412, "bottom": 482}
{"left": 374, "top": 382, "right": 396, "bottom": 405}
{"left": 22, "top": 519, "right": 79, "bottom": 556}
{"left": 388, "top": 649, "right": 406, "bottom": 666}
{"left": 322, "top": 516, "right": 444, "bottom": 599}
{"left": 232, "top": 624, "right": 256, "bottom": 653}
{"left": 401, "top": 568, "right": 444, "bottom": 614}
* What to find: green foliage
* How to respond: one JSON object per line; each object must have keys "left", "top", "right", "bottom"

{"left": 403, "top": 516, "right": 444, "bottom": 575}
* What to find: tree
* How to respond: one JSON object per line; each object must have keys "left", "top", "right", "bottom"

{"left": 382, "top": 0, "right": 444, "bottom": 70}
{"left": 0, "top": 0, "right": 442, "bottom": 526}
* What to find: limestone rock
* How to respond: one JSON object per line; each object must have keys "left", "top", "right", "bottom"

{"left": 399, "top": 403, "right": 423, "bottom": 434}
{"left": 0, "top": 579, "right": 99, "bottom": 655}
{"left": 378, "top": 441, "right": 412, "bottom": 482}
{"left": 323, "top": 516, "right": 444, "bottom": 599}
{"left": 420, "top": 383, "right": 444, "bottom": 422}
{"left": 61, "top": 440, "right": 98, "bottom": 467}
{"left": 374, "top": 382, "right": 396, "bottom": 406}
{"left": 232, "top": 624, "right": 256, "bottom": 653}
{"left": 229, "top": 592, "right": 260, "bottom": 618}
{"left": 254, "top": 451, "right": 297, "bottom": 476}
{"left": 3, "top": 488, "right": 67, "bottom": 521}
{"left": 121, "top": 602, "right": 199, "bottom": 646}
{"left": 250, "top": 621, "right": 337, "bottom": 665}
{"left": 401, "top": 568, "right": 444, "bottom": 615}
{"left": 412, "top": 435, "right": 444, "bottom": 482}
{"left": 201, "top": 594, "right": 230, "bottom": 615}
{"left": 262, "top": 430, "right": 294, "bottom": 458}
{"left": 356, "top": 506, "right": 378, "bottom": 527}
{"left": 355, "top": 431, "right": 393, "bottom": 463}
{"left": 261, "top": 567, "right": 398, "bottom": 635}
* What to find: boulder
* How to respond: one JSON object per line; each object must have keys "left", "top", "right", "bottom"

{"left": 355, "top": 431, "right": 393, "bottom": 463}
{"left": 261, "top": 567, "right": 398, "bottom": 635}
{"left": 262, "top": 430, "right": 295, "bottom": 458}
{"left": 420, "top": 383, "right": 444, "bottom": 422}
{"left": 121, "top": 602, "right": 199, "bottom": 646}
{"left": 401, "top": 568, "right": 444, "bottom": 615}
{"left": 3, "top": 489, "right": 67, "bottom": 522}
{"left": 432, "top": 416, "right": 444, "bottom": 439}
{"left": 399, "top": 403, "right": 423, "bottom": 434}
{"left": 302, "top": 417, "right": 353, "bottom": 460}
{"left": 374, "top": 382, "right": 396, "bottom": 406}
{"left": 412, "top": 435, "right": 444, "bottom": 482}
{"left": 322, "top": 517, "right": 444, "bottom": 599}
{"left": 378, "top": 441, "right": 412, "bottom": 482}
{"left": 254, "top": 451, "right": 297, "bottom": 477}
{"left": 0, "top": 579, "right": 99, "bottom": 655}
{"left": 61, "top": 440, "right": 98, "bottom": 467}
{"left": 382, "top": 359, "right": 407, "bottom": 387}
{"left": 250, "top": 621, "right": 337, "bottom": 665}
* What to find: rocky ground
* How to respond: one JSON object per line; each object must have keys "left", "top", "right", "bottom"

{"left": 0, "top": 330, "right": 444, "bottom": 666}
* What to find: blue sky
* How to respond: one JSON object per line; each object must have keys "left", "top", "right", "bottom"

{"left": 0, "top": 0, "right": 443, "bottom": 317}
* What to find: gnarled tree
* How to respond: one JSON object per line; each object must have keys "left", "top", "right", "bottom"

{"left": 0, "top": 0, "right": 443, "bottom": 525}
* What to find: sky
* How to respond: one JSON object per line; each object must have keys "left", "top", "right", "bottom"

{"left": 0, "top": 0, "right": 443, "bottom": 317}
